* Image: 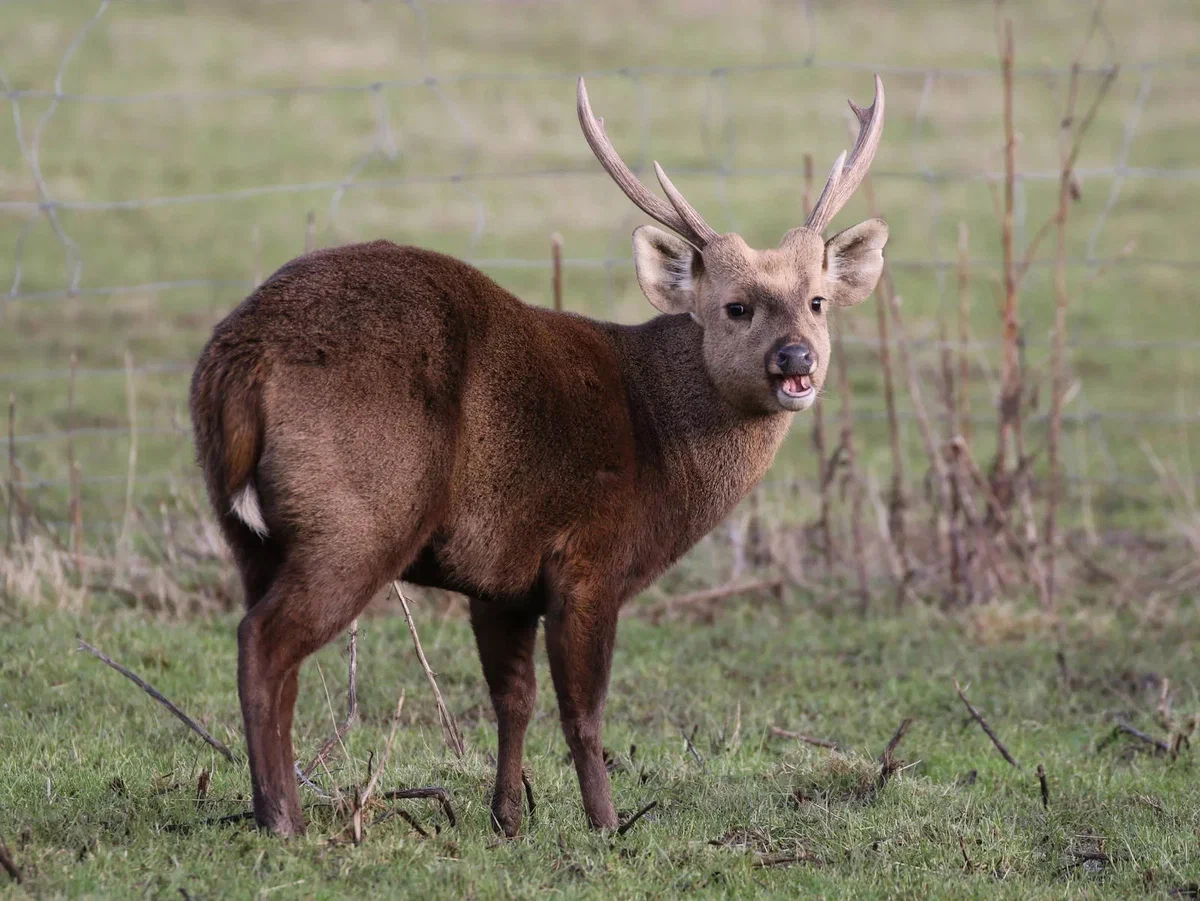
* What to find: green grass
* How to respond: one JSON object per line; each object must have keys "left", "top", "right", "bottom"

{"left": 2, "top": 597, "right": 1198, "bottom": 899}
{"left": 2, "top": 0, "right": 1199, "bottom": 531}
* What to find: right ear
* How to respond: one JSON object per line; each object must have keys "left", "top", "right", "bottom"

{"left": 632, "top": 225, "right": 702, "bottom": 316}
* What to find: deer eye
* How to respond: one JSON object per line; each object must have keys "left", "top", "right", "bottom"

{"left": 725, "top": 303, "right": 749, "bottom": 319}
{"left": 810, "top": 296, "right": 826, "bottom": 314}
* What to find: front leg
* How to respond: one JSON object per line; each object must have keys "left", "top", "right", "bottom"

{"left": 544, "top": 587, "right": 619, "bottom": 831}
{"left": 469, "top": 600, "right": 539, "bottom": 837}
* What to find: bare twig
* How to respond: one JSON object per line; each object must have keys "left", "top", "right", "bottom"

{"left": 196, "top": 768, "right": 210, "bottom": 809}
{"left": 994, "top": 17, "right": 1020, "bottom": 498}
{"left": 551, "top": 232, "right": 564, "bottom": 312}
{"left": 1037, "top": 763, "right": 1049, "bottom": 808}
{"left": 682, "top": 724, "right": 705, "bottom": 768}
{"left": 375, "top": 807, "right": 429, "bottom": 838}
{"left": 353, "top": 689, "right": 404, "bottom": 844}
{"left": 883, "top": 288, "right": 954, "bottom": 602}
{"left": 117, "top": 350, "right": 137, "bottom": 559}
{"left": 1045, "top": 64, "right": 1119, "bottom": 610}
{"left": 393, "top": 582, "right": 465, "bottom": 758}
{"left": 615, "top": 800, "right": 658, "bottom": 837}
{"left": 67, "top": 352, "right": 83, "bottom": 573}
{"left": 77, "top": 638, "right": 237, "bottom": 763}
{"left": 877, "top": 717, "right": 913, "bottom": 789}
{"left": 5, "top": 393, "right": 16, "bottom": 550}
{"left": 381, "top": 787, "right": 456, "bottom": 828}
{"left": 304, "top": 620, "right": 359, "bottom": 777}
{"left": 957, "top": 833, "right": 974, "bottom": 872}
{"left": 956, "top": 222, "right": 971, "bottom": 446}
{"left": 754, "top": 848, "right": 822, "bottom": 868}
{"left": 955, "top": 680, "right": 1017, "bottom": 767}
{"left": 768, "top": 726, "right": 841, "bottom": 752}
{"left": 834, "top": 316, "right": 870, "bottom": 612}
{"left": 880, "top": 717, "right": 913, "bottom": 764}
{"left": 1113, "top": 720, "right": 1170, "bottom": 754}
{"left": 0, "top": 834, "right": 21, "bottom": 884}
{"left": 952, "top": 437, "right": 1048, "bottom": 603}
{"left": 858, "top": 160, "right": 909, "bottom": 604}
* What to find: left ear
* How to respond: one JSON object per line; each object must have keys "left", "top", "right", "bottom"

{"left": 823, "top": 218, "right": 888, "bottom": 307}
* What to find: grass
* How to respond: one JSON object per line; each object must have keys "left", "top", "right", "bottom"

{"left": 2, "top": 597, "right": 1198, "bottom": 899}
{"left": 2, "top": 0, "right": 1199, "bottom": 530}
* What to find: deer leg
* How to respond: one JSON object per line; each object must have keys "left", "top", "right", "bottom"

{"left": 544, "top": 589, "right": 619, "bottom": 831}
{"left": 237, "top": 556, "right": 387, "bottom": 836}
{"left": 469, "top": 600, "right": 539, "bottom": 837}
{"left": 277, "top": 665, "right": 301, "bottom": 786}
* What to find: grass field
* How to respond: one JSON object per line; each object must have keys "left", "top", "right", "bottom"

{"left": 2, "top": 598, "right": 1198, "bottom": 899}
{"left": 3, "top": 3, "right": 1200, "bottom": 899}
{"left": 2, "top": 0, "right": 1199, "bottom": 531}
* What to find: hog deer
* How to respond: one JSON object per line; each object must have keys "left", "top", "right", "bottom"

{"left": 190, "top": 75, "right": 887, "bottom": 837}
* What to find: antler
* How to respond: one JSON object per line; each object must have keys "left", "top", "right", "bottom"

{"left": 577, "top": 77, "right": 718, "bottom": 249}
{"left": 804, "top": 74, "right": 886, "bottom": 235}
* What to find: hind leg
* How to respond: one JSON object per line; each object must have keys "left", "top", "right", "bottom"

{"left": 237, "top": 546, "right": 401, "bottom": 836}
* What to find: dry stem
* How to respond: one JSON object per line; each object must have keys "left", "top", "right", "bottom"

{"left": 352, "top": 688, "right": 405, "bottom": 844}
{"left": 955, "top": 680, "right": 1018, "bottom": 767}
{"left": 78, "top": 638, "right": 238, "bottom": 763}
{"left": 117, "top": 351, "right": 138, "bottom": 559}
{"left": 769, "top": 725, "right": 841, "bottom": 751}
{"left": 5, "top": 393, "right": 17, "bottom": 551}
{"left": 67, "top": 352, "right": 83, "bottom": 573}
{"left": 956, "top": 222, "right": 972, "bottom": 445}
{"left": 1044, "top": 64, "right": 1119, "bottom": 609}
{"left": 858, "top": 163, "right": 909, "bottom": 603}
{"left": 993, "top": 17, "right": 1021, "bottom": 499}
{"left": 551, "top": 232, "right": 564, "bottom": 312}
{"left": 304, "top": 620, "right": 359, "bottom": 777}
{"left": 393, "top": 582, "right": 466, "bottom": 758}
{"left": 833, "top": 319, "right": 870, "bottom": 612}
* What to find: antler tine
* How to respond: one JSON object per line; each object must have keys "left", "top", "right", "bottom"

{"left": 577, "top": 77, "right": 715, "bottom": 248}
{"left": 805, "top": 74, "right": 886, "bottom": 234}
{"left": 654, "top": 162, "right": 719, "bottom": 245}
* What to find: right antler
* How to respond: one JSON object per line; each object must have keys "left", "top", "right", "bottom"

{"left": 577, "top": 77, "right": 719, "bottom": 249}
{"left": 804, "top": 74, "right": 886, "bottom": 235}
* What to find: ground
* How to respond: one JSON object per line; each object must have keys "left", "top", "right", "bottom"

{"left": 2, "top": 596, "right": 1197, "bottom": 899}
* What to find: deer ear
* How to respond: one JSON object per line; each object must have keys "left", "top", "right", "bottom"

{"left": 823, "top": 218, "right": 888, "bottom": 307}
{"left": 632, "top": 225, "right": 703, "bottom": 316}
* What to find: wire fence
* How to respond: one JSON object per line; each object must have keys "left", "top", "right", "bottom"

{"left": 3, "top": 0, "right": 1199, "bottom": 534}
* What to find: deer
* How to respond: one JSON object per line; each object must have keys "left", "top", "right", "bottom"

{"left": 189, "top": 74, "right": 887, "bottom": 838}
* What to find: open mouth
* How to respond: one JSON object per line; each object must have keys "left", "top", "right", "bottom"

{"left": 778, "top": 373, "right": 813, "bottom": 398}
{"left": 773, "top": 372, "right": 815, "bottom": 411}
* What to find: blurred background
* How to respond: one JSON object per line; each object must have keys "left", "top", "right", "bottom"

{"left": 2, "top": 0, "right": 1198, "bottom": 601}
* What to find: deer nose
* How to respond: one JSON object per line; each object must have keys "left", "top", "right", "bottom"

{"left": 776, "top": 343, "right": 815, "bottom": 375}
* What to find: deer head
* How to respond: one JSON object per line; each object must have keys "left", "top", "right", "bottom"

{"left": 578, "top": 76, "right": 888, "bottom": 415}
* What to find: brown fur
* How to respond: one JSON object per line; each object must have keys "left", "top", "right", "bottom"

{"left": 192, "top": 159, "right": 886, "bottom": 842}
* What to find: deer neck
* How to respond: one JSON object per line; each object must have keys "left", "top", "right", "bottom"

{"left": 614, "top": 314, "right": 793, "bottom": 557}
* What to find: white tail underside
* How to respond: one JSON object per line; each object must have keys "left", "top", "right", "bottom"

{"left": 231, "top": 483, "right": 269, "bottom": 537}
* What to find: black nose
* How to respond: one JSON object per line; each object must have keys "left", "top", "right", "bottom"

{"left": 776, "top": 343, "right": 815, "bottom": 374}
